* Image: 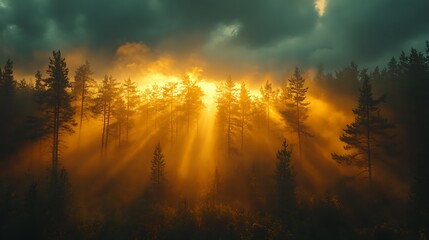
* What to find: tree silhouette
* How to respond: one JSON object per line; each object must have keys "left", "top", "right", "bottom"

{"left": 150, "top": 84, "right": 163, "bottom": 130}
{"left": 123, "top": 78, "right": 140, "bottom": 143}
{"left": 112, "top": 86, "right": 127, "bottom": 147}
{"left": 180, "top": 75, "right": 204, "bottom": 133}
{"left": 43, "top": 51, "right": 76, "bottom": 172}
{"left": 238, "top": 81, "right": 251, "bottom": 152}
{"left": 151, "top": 143, "right": 166, "bottom": 187}
{"left": 287, "top": 67, "right": 311, "bottom": 161}
{"left": 332, "top": 72, "right": 395, "bottom": 191}
{"left": 260, "top": 79, "right": 278, "bottom": 131}
{"left": 140, "top": 88, "right": 152, "bottom": 135}
{"left": 275, "top": 139, "right": 295, "bottom": 221}
{"left": 72, "top": 61, "right": 95, "bottom": 141}
{"left": 162, "top": 82, "right": 180, "bottom": 147}
{"left": 400, "top": 47, "right": 429, "bottom": 237}
{"left": 0, "top": 59, "right": 16, "bottom": 101}
{"left": 216, "top": 76, "right": 238, "bottom": 155}
{"left": 0, "top": 59, "right": 17, "bottom": 154}
{"left": 93, "top": 75, "right": 118, "bottom": 153}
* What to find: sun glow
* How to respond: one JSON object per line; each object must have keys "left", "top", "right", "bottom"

{"left": 315, "top": 0, "right": 327, "bottom": 16}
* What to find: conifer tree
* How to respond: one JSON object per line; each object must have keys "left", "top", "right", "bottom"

{"left": 163, "top": 82, "right": 180, "bottom": 147}
{"left": 112, "top": 86, "right": 126, "bottom": 147}
{"left": 216, "top": 76, "right": 238, "bottom": 155}
{"left": 238, "top": 81, "right": 251, "bottom": 152}
{"left": 275, "top": 139, "right": 295, "bottom": 220}
{"left": 287, "top": 67, "right": 311, "bottom": 161}
{"left": 72, "top": 61, "right": 95, "bottom": 137}
{"left": 332, "top": 72, "right": 395, "bottom": 191}
{"left": 0, "top": 59, "right": 15, "bottom": 98}
{"left": 123, "top": 78, "right": 139, "bottom": 142}
{"left": 151, "top": 143, "right": 165, "bottom": 187}
{"left": 150, "top": 84, "right": 163, "bottom": 130}
{"left": 260, "top": 79, "right": 278, "bottom": 131}
{"left": 180, "top": 75, "right": 204, "bottom": 133}
{"left": 93, "top": 75, "right": 118, "bottom": 153}
{"left": 43, "top": 51, "right": 76, "bottom": 172}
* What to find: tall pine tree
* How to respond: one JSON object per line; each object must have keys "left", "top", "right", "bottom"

{"left": 275, "top": 139, "right": 295, "bottom": 221}
{"left": 151, "top": 143, "right": 166, "bottom": 187}
{"left": 260, "top": 79, "right": 278, "bottom": 131}
{"left": 72, "top": 61, "right": 95, "bottom": 140}
{"left": 216, "top": 76, "right": 238, "bottom": 155}
{"left": 287, "top": 67, "right": 311, "bottom": 161}
{"left": 123, "top": 78, "right": 139, "bottom": 143}
{"left": 238, "top": 81, "right": 251, "bottom": 152}
{"left": 332, "top": 72, "right": 394, "bottom": 191}
{"left": 93, "top": 75, "right": 118, "bottom": 153}
{"left": 163, "top": 82, "right": 180, "bottom": 147}
{"left": 43, "top": 51, "right": 76, "bottom": 173}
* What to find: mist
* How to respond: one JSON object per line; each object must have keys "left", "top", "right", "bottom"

{"left": 1, "top": 0, "right": 429, "bottom": 238}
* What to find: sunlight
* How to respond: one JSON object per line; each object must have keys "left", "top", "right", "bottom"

{"left": 198, "top": 80, "right": 217, "bottom": 107}
{"left": 1, "top": 0, "right": 422, "bottom": 237}
{"left": 315, "top": 0, "right": 327, "bottom": 16}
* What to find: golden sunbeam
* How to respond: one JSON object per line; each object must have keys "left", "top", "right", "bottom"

{"left": 315, "top": 0, "right": 328, "bottom": 16}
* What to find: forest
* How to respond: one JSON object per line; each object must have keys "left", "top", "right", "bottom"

{"left": 0, "top": 42, "right": 429, "bottom": 240}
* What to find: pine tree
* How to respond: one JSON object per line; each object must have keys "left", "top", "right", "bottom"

{"left": 0, "top": 59, "right": 16, "bottom": 98}
{"left": 151, "top": 143, "right": 166, "bottom": 187}
{"left": 216, "top": 76, "right": 238, "bottom": 155}
{"left": 332, "top": 72, "right": 395, "bottom": 191}
{"left": 260, "top": 79, "right": 278, "bottom": 131}
{"left": 287, "top": 67, "right": 311, "bottom": 161}
{"left": 43, "top": 51, "right": 76, "bottom": 172}
{"left": 26, "top": 70, "right": 50, "bottom": 141}
{"left": 403, "top": 47, "right": 429, "bottom": 237}
{"left": 112, "top": 86, "right": 126, "bottom": 148}
{"left": 123, "top": 78, "right": 140, "bottom": 143}
{"left": 180, "top": 75, "right": 204, "bottom": 133}
{"left": 150, "top": 84, "right": 163, "bottom": 130}
{"left": 0, "top": 60, "right": 16, "bottom": 143}
{"left": 34, "top": 70, "right": 44, "bottom": 92}
{"left": 93, "top": 75, "right": 118, "bottom": 153}
{"left": 238, "top": 81, "right": 251, "bottom": 152}
{"left": 387, "top": 57, "right": 400, "bottom": 81}
{"left": 140, "top": 88, "right": 152, "bottom": 135}
{"left": 0, "top": 67, "right": 3, "bottom": 86}
{"left": 275, "top": 139, "right": 295, "bottom": 220}
{"left": 163, "top": 82, "right": 180, "bottom": 147}
{"left": 72, "top": 61, "right": 95, "bottom": 139}
{"left": 0, "top": 59, "right": 16, "bottom": 121}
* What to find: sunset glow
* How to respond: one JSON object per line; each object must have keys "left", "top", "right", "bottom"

{"left": 1, "top": 0, "right": 427, "bottom": 239}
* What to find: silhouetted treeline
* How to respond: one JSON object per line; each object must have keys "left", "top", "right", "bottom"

{"left": 1, "top": 42, "right": 429, "bottom": 239}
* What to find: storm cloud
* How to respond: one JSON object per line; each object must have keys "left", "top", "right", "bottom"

{"left": 1, "top": 0, "right": 428, "bottom": 74}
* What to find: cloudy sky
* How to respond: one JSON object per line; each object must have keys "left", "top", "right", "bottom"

{"left": 1, "top": 0, "right": 429, "bottom": 77}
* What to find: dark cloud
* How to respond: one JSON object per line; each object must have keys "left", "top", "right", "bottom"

{"left": 319, "top": 0, "right": 429, "bottom": 67}
{"left": 0, "top": 0, "right": 428, "bottom": 74}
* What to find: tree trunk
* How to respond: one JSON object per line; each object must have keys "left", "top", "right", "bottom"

{"left": 170, "top": 101, "right": 173, "bottom": 147}
{"left": 366, "top": 108, "right": 372, "bottom": 192}
{"left": 241, "top": 116, "right": 244, "bottom": 153}
{"left": 296, "top": 101, "right": 302, "bottom": 162}
{"left": 101, "top": 102, "right": 106, "bottom": 152}
{"left": 118, "top": 121, "right": 122, "bottom": 148}
{"left": 52, "top": 103, "right": 59, "bottom": 173}
{"left": 105, "top": 101, "right": 111, "bottom": 153}
{"left": 78, "top": 81, "right": 85, "bottom": 146}
{"left": 267, "top": 100, "right": 270, "bottom": 132}
{"left": 126, "top": 92, "right": 129, "bottom": 143}
{"left": 228, "top": 101, "right": 231, "bottom": 157}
